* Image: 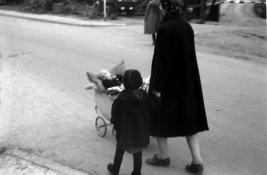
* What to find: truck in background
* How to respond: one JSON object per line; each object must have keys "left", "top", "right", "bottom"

{"left": 185, "top": 0, "right": 221, "bottom": 22}
{"left": 96, "top": 0, "right": 220, "bottom": 21}
{"left": 0, "top": 0, "right": 6, "bottom": 5}
{"left": 97, "top": 0, "right": 139, "bottom": 16}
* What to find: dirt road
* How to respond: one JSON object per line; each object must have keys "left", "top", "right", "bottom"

{"left": 0, "top": 3, "right": 266, "bottom": 175}
{"left": 116, "top": 3, "right": 266, "bottom": 64}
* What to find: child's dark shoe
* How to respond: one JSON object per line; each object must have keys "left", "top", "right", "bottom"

{"left": 146, "top": 154, "right": 170, "bottom": 167}
{"left": 107, "top": 164, "right": 115, "bottom": 174}
{"left": 185, "top": 162, "right": 204, "bottom": 175}
{"left": 131, "top": 171, "right": 141, "bottom": 175}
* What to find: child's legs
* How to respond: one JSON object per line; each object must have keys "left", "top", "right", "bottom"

{"left": 132, "top": 151, "right": 142, "bottom": 175}
{"left": 113, "top": 145, "right": 125, "bottom": 175}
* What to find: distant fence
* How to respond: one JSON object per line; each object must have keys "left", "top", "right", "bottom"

{"left": 188, "top": 0, "right": 266, "bottom": 8}
{"left": 186, "top": 0, "right": 265, "bottom": 23}
{"left": 215, "top": 0, "right": 266, "bottom": 4}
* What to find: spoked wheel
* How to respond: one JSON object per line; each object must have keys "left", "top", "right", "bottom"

{"left": 95, "top": 116, "right": 107, "bottom": 137}
{"left": 112, "top": 127, "right": 117, "bottom": 145}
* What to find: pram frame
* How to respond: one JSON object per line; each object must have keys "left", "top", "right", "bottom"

{"left": 94, "top": 75, "right": 150, "bottom": 141}
{"left": 86, "top": 61, "right": 150, "bottom": 142}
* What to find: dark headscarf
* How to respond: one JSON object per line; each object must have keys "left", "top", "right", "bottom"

{"left": 160, "top": 0, "right": 184, "bottom": 14}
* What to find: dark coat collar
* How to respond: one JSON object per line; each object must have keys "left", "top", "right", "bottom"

{"left": 160, "top": 13, "right": 180, "bottom": 25}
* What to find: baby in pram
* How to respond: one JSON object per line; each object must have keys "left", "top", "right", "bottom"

{"left": 85, "top": 69, "right": 123, "bottom": 94}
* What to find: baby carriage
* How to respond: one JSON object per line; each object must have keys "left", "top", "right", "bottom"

{"left": 86, "top": 60, "right": 150, "bottom": 142}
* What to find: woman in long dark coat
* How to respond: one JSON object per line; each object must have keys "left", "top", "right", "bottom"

{"left": 145, "top": 0, "right": 209, "bottom": 174}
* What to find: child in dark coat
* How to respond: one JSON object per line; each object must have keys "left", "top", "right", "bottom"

{"left": 107, "top": 69, "right": 161, "bottom": 175}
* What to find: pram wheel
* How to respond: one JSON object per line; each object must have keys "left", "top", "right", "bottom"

{"left": 95, "top": 116, "right": 107, "bottom": 137}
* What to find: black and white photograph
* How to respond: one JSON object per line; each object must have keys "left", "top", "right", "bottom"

{"left": 0, "top": 0, "right": 266, "bottom": 174}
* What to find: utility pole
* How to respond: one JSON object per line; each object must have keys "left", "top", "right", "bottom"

{"left": 200, "top": 0, "right": 205, "bottom": 24}
{"left": 104, "top": 0, "right": 106, "bottom": 21}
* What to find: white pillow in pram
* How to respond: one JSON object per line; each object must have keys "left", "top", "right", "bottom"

{"left": 86, "top": 71, "right": 97, "bottom": 81}
{"left": 109, "top": 60, "right": 126, "bottom": 76}
{"left": 93, "top": 78, "right": 106, "bottom": 92}
{"left": 86, "top": 72, "right": 106, "bottom": 92}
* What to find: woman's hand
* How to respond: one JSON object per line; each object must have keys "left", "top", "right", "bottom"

{"left": 152, "top": 90, "right": 161, "bottom": 97}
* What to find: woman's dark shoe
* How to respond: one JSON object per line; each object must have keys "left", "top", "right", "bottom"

{"left": 185, "top": 162, "right": 204, "bottom": 175}
{"left": 146, "top": 154, "right": 170, "bottom": 167}
{"left": 131, "top": 172, "right": 141, "bottom": 175}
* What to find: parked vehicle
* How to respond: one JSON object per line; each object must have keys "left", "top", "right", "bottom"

{"left": 0, "top": 0, "right": 6, "bottom": 6}
{"left": 96, "top": 0, "right": 220, "bottom": 18}
{"left": 97, "top": 0, "right": 139, "bottom": 16}
{"left": 184, "top": 0, "right": 221, "bottom": 21}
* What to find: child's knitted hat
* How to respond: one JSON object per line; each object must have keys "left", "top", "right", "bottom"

{"left": 123, "top": 69, "right": 143, "bottom": 90}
